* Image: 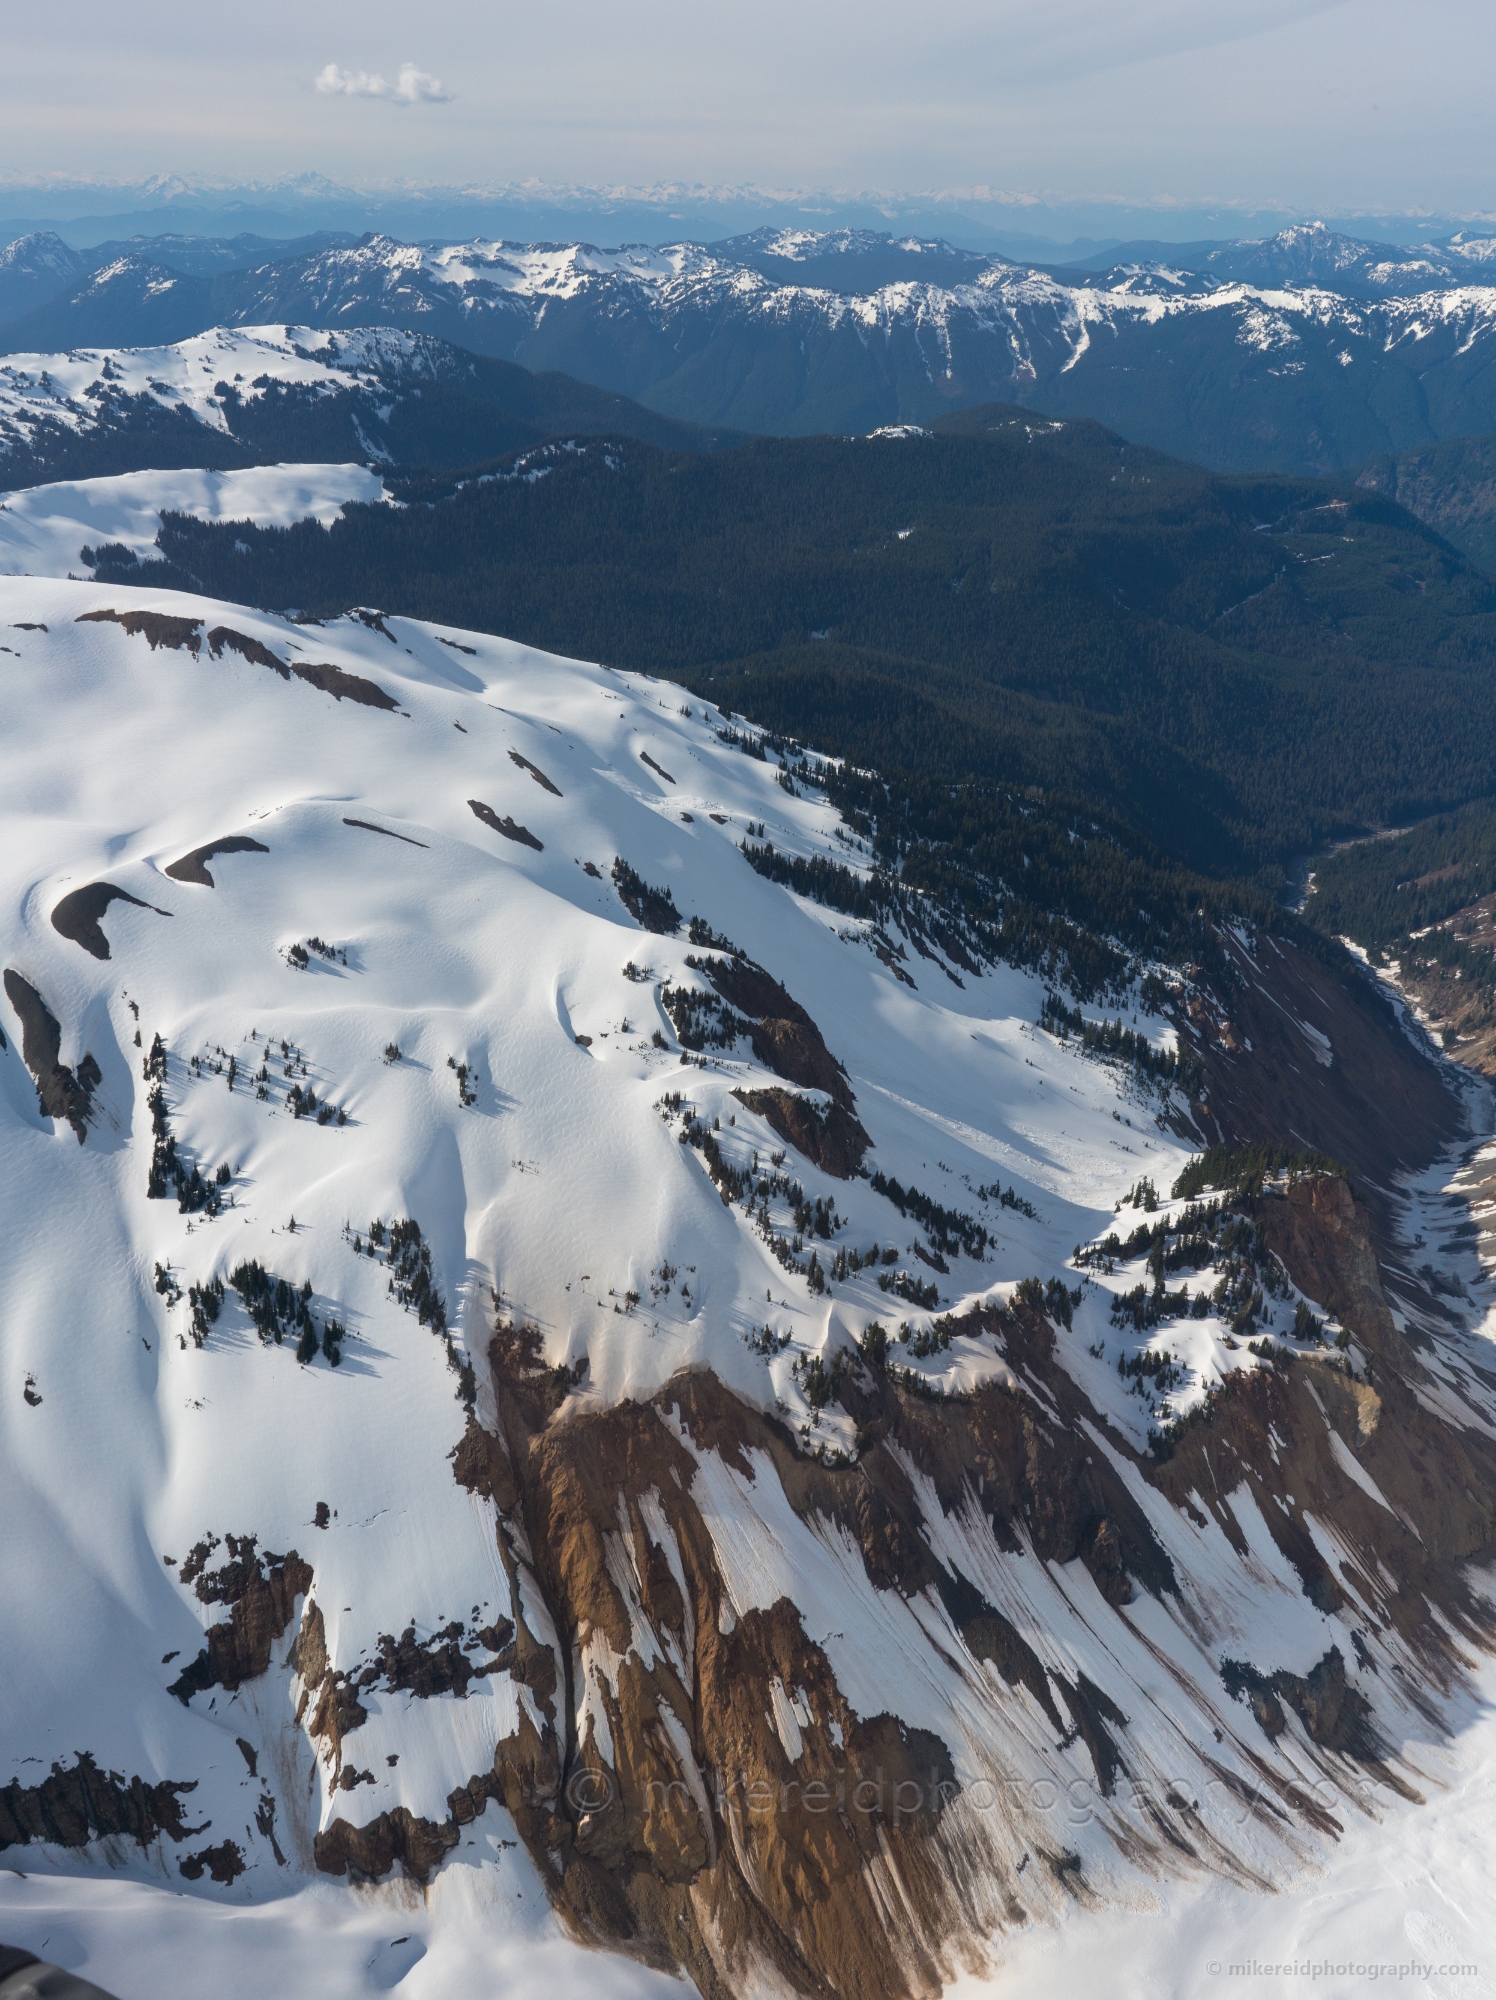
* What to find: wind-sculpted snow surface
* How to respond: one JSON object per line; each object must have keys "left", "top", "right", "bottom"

{"left": 0, "top": 462, "right": 390, "bottom": 579}
{"left": 2, "top": 578, "right": 1495, "bottom": 1997}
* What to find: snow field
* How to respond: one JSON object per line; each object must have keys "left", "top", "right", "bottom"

{"left": 4, "top": 562, "right": 1494, "bottom": 1995}
{"left": 0, "top": 463, "right": 389, "bottom": 578}
{"left": 0, "top": 571, "right": 1193, "bottom": 1903}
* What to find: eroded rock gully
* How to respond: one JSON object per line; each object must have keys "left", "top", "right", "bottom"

{"left": 310, "top": 1167, "right": 1496, "bottom": 2000}
{"left": 160, "top": 924, "right": 1496, "bottom": 1997}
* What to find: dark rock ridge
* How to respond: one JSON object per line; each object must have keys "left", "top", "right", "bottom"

{"left": 50, "top": 881, "right": 169, "bottom": 959}
{"left": 2, "top": 970, "right": 99, "bottom": 1141}
{"left": 469, "top": 799, "right": 543, "bottom": 850}
{"left": 165, "top": 835, "right": 269, "bottom": 887}
{"left": 0, "top": 1752, "right": 198, "bottom": 1855}
{"left": 509, "top": 749, "right": 562, "bottom": 795}
{"left": 731, "top": 1086, "right": 869, "bottom": 1180}
{"left": 1221, "top": 1648, "right": 1380, "bottom": 1760}
{"left": 694, "top": 947, "right": 872, "bottom": 1176}
{"left": 342, "top": 817, "right": 428, "bottom": 847}
{"left": 73, "top": 609, "right": 397, "bottom": 711}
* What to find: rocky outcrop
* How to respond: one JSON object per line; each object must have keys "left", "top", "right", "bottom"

{"left": 2, "top": 970, "right": 99, "bottom": 1141}
{"left": 314, "top": 1805, "right": 461, "bottom": 1886}
{"left": 165, "top": 835, "right": 268, "bottom": 887}
{"left": 411, "top": 1238, "right": 1496, "bottom": 1999}
{"left": 1180, "top": 926, "right": 1463, "bottom": 1187}
{"left": 75, "top": 606, "right": 201, "bottom": 651}
{"left": 732, "top": 1086, "right": 869, "bottom": 1179}
{"left": 50, "top": 882, "right": 169, "bottom": 959}
{"left": 178, "top": 1838, "right": 246, "bottom": 1883}
{"left": 73, "top": 608, "right": 398, "bottom": 709}
{"left": 1256, "top": 1175, "right": 1397, "bottom": 1348}
{"left": 0, "top": 1753, "right": 198, "bottom": 1854}
{"left": 469, "top": 799, "right": 543, "bottom": 850}
{"left": 693, "top": 949, "right": 872, "bottom": 1174}
{"left": 1221, "top": 1648, "right": 1379, "bottom": 1759}
{"left": 168, "top": 1534, "right": 313, "bottom": 1703}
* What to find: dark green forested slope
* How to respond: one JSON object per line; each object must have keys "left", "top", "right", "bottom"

{"left": 1355, "top": 433, "right": 1496, "bottom": 582}
{"left": 98, "top": 403, "right": 1496, "bottom": 887}
{"left": 1305, "top": 798, "right": 1496, "bottom": 947}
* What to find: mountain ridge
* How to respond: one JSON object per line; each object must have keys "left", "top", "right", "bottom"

{"left": 87, "top": 409, "right": 1496, "bottom": 884}
{"left": 0, "top": 324, "right": 742, "bottom": 490}
{"left": 8, "top": 224, "right": 1496, "bottom": 472}
{"left": 2, "top": 570, "right": 1493, "bottom": 1997}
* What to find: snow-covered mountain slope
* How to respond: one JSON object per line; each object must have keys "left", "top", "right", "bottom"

{"left": 9, "top": 230, "right": 1496, "bottom": 473}
{"left": 0, "top": 232, "right": 86, "bottom": 331}
{"left": 2, "top": 576, "right": 1495, "bottom": 1998}
{"left": 0, "top": 462, "right": 387, "bottom": 578}
{"left": 1160, "top": 219, "right": 1496, "bottom": 297}
{"left": 0, "top": 325, "right": 737, "bottom": 492}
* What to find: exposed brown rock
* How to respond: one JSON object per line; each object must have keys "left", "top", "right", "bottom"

{"left": 71, "top": 609, "right": 396, "bottom": 708}
{"left": 0, "top": 1753, "right": 198, "bottom": 1854}
{"left": 733, "top": 1085, "right": 870, "bottom": 1178}
{"left": 428, "top": 1203, "right": 1496, "bottom": 1999}
{"left": 168, "top": 1535, "right": 313, "bottom": 1703}
{"left": 285, "top": 658, "right": 399, "bottom": 710}
{"left": 206, "top": 626, "right": 287, "bottom": 675}
{"left": 165, "top": 836, "right": 268, "bottom": 887}
{"left": 1181, "top": 926, "right": 1463, "bottom": 1188}
{"left": 178, "top": 1838, "right": 246, "bottom": 1883}
{"left": 437, "top": 1310, "right": 1191, "bottom": 1999}
{"left": 1222, "top": 1649, "right": 1379, "bottom": 1760}
{"left": 1256, "top": 1175, "right": 1397, "bottom": 1348}
{"left": 314, "top": 1807, "right": 460, "bottom": 1886}
{"left": 76, "top": 607, "right": 201, "bottom": 651}
{"left": 288, "top": 1599, "right": 367, "bottom": 1775}
{"left": 2, "top": 970, "right": 99, "bottom": 1141}
{"left": 696, "top": 949, "right": 871, "bottom": 1178}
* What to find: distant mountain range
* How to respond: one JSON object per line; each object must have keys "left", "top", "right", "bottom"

{"left": 4, "top": 221, "right": 1496, "bottom": 474}
{"left": 0, "top": 228, "right": 358, "bottom": 330}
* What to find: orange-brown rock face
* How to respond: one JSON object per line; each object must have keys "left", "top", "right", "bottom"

{"left": 358, "top": 1234, "right": 1495, "bottom": 2000}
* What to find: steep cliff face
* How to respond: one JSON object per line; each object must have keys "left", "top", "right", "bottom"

{"left": 2, "top": 574, "right": 1494, "bottom": 1994}
{"left": 399, "top": 1170, "right": 1495, "bottom": 1999}
{"left": 1174, "top": 925, "right": 1466, "bottom": 1186}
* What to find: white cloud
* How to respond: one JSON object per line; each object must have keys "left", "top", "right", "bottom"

{"left": 314, "top": 62, "right": 452, "bottom": 105}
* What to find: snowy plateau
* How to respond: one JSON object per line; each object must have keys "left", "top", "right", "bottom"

{"left": 1, "top": 474, "right": 1495, "bottom": 1999}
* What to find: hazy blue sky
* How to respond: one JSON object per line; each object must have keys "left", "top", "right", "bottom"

{"left": 4, "top": 0, "right": 1493, "bottom": 217}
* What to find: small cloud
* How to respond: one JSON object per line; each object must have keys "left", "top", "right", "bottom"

{"left": 314, "top": 62, "right": 452, "bottom": 104}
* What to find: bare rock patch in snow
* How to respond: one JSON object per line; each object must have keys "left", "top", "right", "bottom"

{"left": 508, "top": 748, "right": 561, "bottom": 795}
{"left": 165, "top": 835, "right": 269, "bottom": 887}
{"left": 468, "top": 799, "right": 542, "bottom": 851}
{"left": 50, "top": 880, "right": 169, "bottom": 960}
{"left": 2, "top": 969, "right": 100, "bottom": 1140}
